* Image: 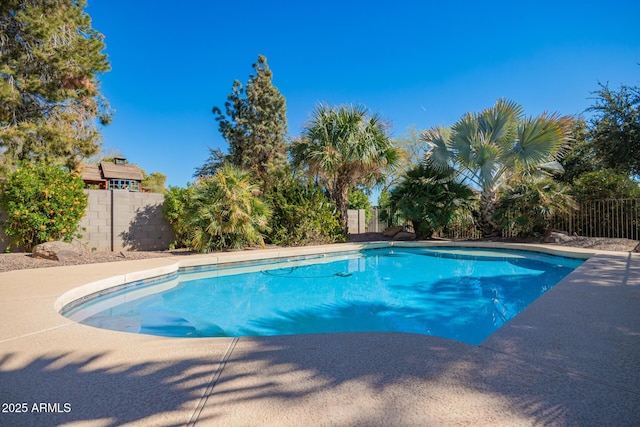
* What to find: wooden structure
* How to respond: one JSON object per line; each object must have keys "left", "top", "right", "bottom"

{"left": 80, "top": 158, "right": 144, "bottom": 192}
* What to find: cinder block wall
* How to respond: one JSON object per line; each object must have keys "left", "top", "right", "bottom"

{"left": 78, "top": 190, "right": 174, "bottom": 252}
{"left": 1, "top": 190, "right": 174, "bottom": 252}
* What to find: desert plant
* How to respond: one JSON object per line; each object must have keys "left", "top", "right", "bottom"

{"left": 424, "top": 99, "right": 571, "bottom": 236}
{"left": 495, "top": 176, "right": 577, "bottom": 237}
{"left": 387, "top": 163, "right": 475, "bottom": 238}
{"left": 187, "top": 165, "right": 271, "bottom": 252}
{"left": 292, "top": 103, "right": 398, "bottom": 233}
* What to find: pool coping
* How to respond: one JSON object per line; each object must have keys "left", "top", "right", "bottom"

{"left": 54, "top": 241, "right": 597, "bottom": 314}
{"left": 1, "top": 241, "right": 638, "bottom": 426}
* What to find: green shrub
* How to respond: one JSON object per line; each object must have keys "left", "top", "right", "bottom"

{"left": 188, "top": 165, "right": 271, "bottom": 252}
{"left": 163, "top": 185, "right": 194, "bottom": 249}
{"left": 571, "top": 169, "right": 640, "bottom": 201}
{"left": 0, "top": 163, "right": 87, "bottom": 251}
{"left": 387, "top": 164, "right": 475, "bottom": 238}
{"left": 348, "top": 188, "right": 372, "bottom": 223}
{"left": 495, "top": 176, "right": 577, "bottom": 237}
{"left": 267, "top": 178, "right": 344, "bottom": 246}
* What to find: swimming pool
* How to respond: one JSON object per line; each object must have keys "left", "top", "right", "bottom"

{"left": 62, "top": 247, "right": 584, "bottom": 345}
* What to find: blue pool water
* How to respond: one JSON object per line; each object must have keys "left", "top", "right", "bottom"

{"left": 63, "top": 247, "right": 584, "bottom": 345}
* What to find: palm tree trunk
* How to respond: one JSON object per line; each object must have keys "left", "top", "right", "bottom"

{"left": 478, "top": 189, "right": 499, "bottom": 237}
{"left": 334, "top": 182, "right": 350, "bottom": 235}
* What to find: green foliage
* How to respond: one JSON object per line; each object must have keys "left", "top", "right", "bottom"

{"left": 382, "top": 125, "right": 427, "bottom": 193}
{"left": 387, "top": 163, "right": 475, "bottom": 238}
{"left": 347, "top": 188, "right": 372, "bottom": 222}
{"left": 187, "top": 165, "right": 271, "bottom": 252}
{"left": 587, "top": 82, "right": 640, "bottom": 176}
{"left": 292, "top": 103, "right": 398, "bottom": 233}
{"left": 495, "top": 176, "right": 577, "bottom": 237}
{"left": 193, "top": 147, "right": 227, "bottom": 179}
{"left": 0, "top": 163, "right": 87, "bottom": 250}
{"left": 571, "top": 169, "right": 640, "bottom": 201}
{"left": 163, "top": 185, "right": 193, "bottom": 249}
{"left": 423, "top": 99, "right": 571, "bottom": 236}
{"left": 266, "top": 178, "right": 343, "bottom": 246}
{"left": 142, "top": 171, "right": 167, "bottom": 193}
{"left": 0, "top": 0, "right": 111, "bottom": 173}
{"left": 211, "top": 55, "right": 288, "bottom": 190}
{"left": 557, "top": 117, "right": 600, "bottom": 183}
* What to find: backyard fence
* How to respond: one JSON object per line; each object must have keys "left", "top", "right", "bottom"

{"left": 550, "top": 198, "right": 640, "bottom": 240}
{"left": 371, "top": 198, "right": 640, "bottom": 241}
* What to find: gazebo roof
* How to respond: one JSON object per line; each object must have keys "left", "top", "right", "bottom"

{"left": 80, "top": 161, "right": 144, "bottom": 182}
{"left": 100, "top": 162, "right": 144, "bottom": 181}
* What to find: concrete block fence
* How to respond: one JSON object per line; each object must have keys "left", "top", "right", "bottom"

{"left": 0, "top": 190, "right": 174, "bottom": 252}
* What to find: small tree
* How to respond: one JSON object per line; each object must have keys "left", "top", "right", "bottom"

{"left": 587, "top": 82, "right": 640, "bottom": 176}
{"left": 212, "top": 55, "right": 288, "bottom": 190}
{"left": 0, "top": 163, "right": 87, "bottom": 250}
{"left": 142, "top": 171, "right": 167, "bottom": 193}
{"left": 387, "top": 163, "right": 475, "bottom": 238}
{"left": 187, "top": 165, "right": 271, "bottom": 252}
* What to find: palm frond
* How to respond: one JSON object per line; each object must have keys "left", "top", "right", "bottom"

{"left": 512, "top": 114, "right": 567, "bottom": 170}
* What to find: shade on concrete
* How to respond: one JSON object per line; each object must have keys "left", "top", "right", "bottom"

{"left": 0, "top": 243, "right": 638, "bottom": 426}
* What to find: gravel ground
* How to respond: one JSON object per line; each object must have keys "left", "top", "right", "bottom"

{"left": 0, "top": 236, "right": 638, "bottom": 273}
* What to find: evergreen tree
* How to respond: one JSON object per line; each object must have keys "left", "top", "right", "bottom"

{"left": 211, "top": 55, "right": 288, "bottom": 190}
{"left": 587, "top": 82, "right": 640, "bottom": 176}
{"left": 0, "top": 0, "right": 111, "bottom": 173}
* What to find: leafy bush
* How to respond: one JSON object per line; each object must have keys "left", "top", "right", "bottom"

{"left": 387, "top": 164, "right": 475, "bottom": 238}
{"left": 571, "top": 169, "right": 640, "bottom": 201}
{"left": 0, "top": 163, "right": 87, "bottom": 251}
{"left": 347, "top": 187, "right": 372, "bottom": 222}
{"left": 495, "top": 176, "right": 577, "bottom": 237}
{"left": 267, "top": 178, "right": 344, "bottom": 246}
{"left": 163, "top": 185, "right": 194, "bottom": 249}
{"left": 187, "top": 165, "right": 271, "bottom": 252}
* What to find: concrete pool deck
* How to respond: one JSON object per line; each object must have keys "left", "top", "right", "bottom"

{"left": 0, "top": 242, "right": 638, "bottom": 426}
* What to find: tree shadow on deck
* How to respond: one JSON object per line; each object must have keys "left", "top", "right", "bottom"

{"left": 200, "top": 255, "right": 640, "bottom": 425}
{"left": 0, "top": 350, "right": 219, "bottom": 426}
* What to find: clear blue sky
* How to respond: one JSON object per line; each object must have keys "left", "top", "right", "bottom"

{"left": 87, "top": 0, "right": 639, "bottom": 193}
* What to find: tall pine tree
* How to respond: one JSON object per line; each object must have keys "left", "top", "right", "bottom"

{"left": 0, "top": 0, "right": 111, "bottom": 173}
{"left": 211, "top": 55, "right": 288, "bottom": 190}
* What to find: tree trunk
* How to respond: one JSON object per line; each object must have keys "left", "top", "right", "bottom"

{"left": 478, "top": 189, "right": 500, "bottom": 237}
{"left": 334, "top": 183, "right": 350, "bottom": 235}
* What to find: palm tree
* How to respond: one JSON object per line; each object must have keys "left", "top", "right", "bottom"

{"left": 387, "top": 163, "right": 475, "bottom": 238}
{"left": 423, "top": 98, "right": 570, "bottom": 237}
{"left": 188, "top": 165, "right": 271, "bottom": 252}
{"left": 494, "top": 175, "right": 577, "bottom": 237}
{"left": 292, "top": 104, "right": 398, "bottom": 233}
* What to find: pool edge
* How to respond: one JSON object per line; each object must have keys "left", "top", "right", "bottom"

{"left": 54, "top": 241, "right": 607, "bottom": 317}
